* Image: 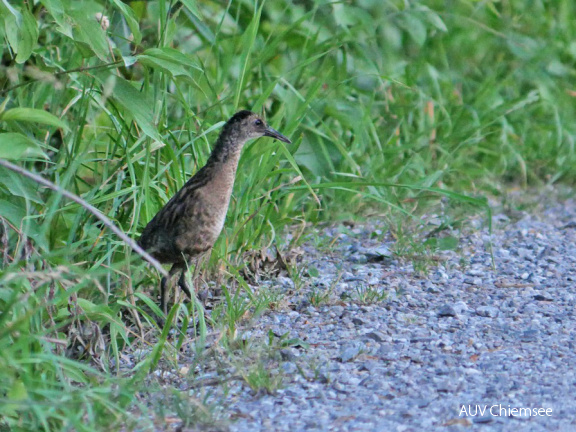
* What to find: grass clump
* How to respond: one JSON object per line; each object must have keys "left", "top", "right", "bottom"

{"left": 352, "top": 284, "right": 389, "bottom": 305}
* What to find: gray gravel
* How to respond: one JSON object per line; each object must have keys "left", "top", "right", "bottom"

{"left": 214, "top": 196, "right": 576, "bottom": 431}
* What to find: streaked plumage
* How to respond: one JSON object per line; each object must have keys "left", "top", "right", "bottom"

{"left": 138, "top": 111, "right": 291, "bottom": 313}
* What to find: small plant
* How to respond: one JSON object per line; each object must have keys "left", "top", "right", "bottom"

{"left": 307, "top": 268, "right": 342, "bottom": 307}
{"left": 153, "top": 387, "right": 225, "bottom": 431}
{"left": 308, "top": 286, "right": 332, "bottom": 307}
{"left": 210, "top": 281, "right": 251, "bottom": 338}
{"left": 251, "top": 285, "right": 284, "bottom": 316}
{"left": 302, "top": 357, "right": 331, "bottom": 384}
{"left": 353, "top": 284, "right": 388, "bottom": 304}
{"left": 267, "top": 329, "right": 309, "bottom": 351}
{"left": 242, "top": 361, "right": 283, "bottom": 395}
{"left": 284, "top": 261, "right": 309, "bottom": 292}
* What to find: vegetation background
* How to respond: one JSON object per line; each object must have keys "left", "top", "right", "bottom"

{"left": 1, "top": 0, "right": 575, "bottom": 430}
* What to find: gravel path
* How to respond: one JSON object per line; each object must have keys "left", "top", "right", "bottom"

{"left": 215, "top": 195, "right": 576, "bottom": 431}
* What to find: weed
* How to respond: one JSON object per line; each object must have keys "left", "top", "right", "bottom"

{"left": 242, "top": 362, "right": 283, "bottom": 395}
{"left": 353, "top": 284, "right": 388, "bottom": 304}
{"left": 308, "top": 286, "right": 332, "bottom": 307}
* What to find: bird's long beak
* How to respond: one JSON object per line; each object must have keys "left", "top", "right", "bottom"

{"left": 264, "top": 126, "right": 291, "bottom": 144}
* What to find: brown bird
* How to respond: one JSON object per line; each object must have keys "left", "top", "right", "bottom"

{"left": 138, "top": 110, "right": 291, "bottom": 314}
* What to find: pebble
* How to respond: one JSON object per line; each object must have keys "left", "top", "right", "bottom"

{"left": 476, "top": 306, "right": 499, "bottom": 318}
{"left": 438, "top": 304, "right": 458, "bottom": 317}
{"left": 338, "top": 344, "right": 362, "bottom": 362}
{"left": 364, "top": 331, "right": 386, "bottom": 343}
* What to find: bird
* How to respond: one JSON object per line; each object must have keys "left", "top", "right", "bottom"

{"left": 138, "top": 110, "right": 291, "bottom": 314}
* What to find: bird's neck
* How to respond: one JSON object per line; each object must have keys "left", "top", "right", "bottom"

{"left": 208, "top": 133, "right": 245, "bottom": 165}
{"left": 204, "top": 134, "right": 246, "bottom": 185}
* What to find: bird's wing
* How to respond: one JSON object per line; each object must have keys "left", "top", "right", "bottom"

{"left": 138, "top": 166, "right": 212, "bottom": 256}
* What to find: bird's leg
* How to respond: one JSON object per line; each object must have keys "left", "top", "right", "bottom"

{"left": 174, "top": 255, "right": 207, "bottom": 306}
{"left": 191, "top": 255, "right": 203, "bottom": 293}
{"left": 194, "top": 253, "right": 211, "bottom": 303}
{"left": 161, "top": 263, "right": 184, "bottom": 315}
{"left": 177, "top": 266, "right": 192, "bottom": 300}
{"left": 160, "top": 276, "right": 169, "bottom": 315}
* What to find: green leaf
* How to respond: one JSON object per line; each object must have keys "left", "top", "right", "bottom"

{"left": 76, "top": 298, "right": 99, "bottom": 313}
{"left": 69, "top": 10, "right": 109, "bottom": 61}
{"left": 307, "top": 266, "right": 319, "bottom": 277}
{"left": 282, "top": 337, "right": 309, "bottom": 349}
{"left": 109, "top": 0, "right": 142, "bottom": 44}
{"left": 1, "top": 379, "right": 28, "bottom": 419}
{"left": 279, "top": 141, "right": 321, "bottom": 206}
{"left": 181, "top": 8, "right": 214, "bottom": 44}
{"left": 2, "top": 5, "right": 38, "bottom": 63}
{"left": 1, "top": 108, "right": 68, "bottom": 130}
{"left": 137, "top": 47, "right": 200, "bottom": 78}
{"left": 0, "top": 133, "right": 45, "bottom": 159}
{"left": 0, "top": 0, "right": 21, "bottom": 19}
{"left": 76, "top": 298, "right": 115, "bottom": 317}
{"left": 19, "top": 7, "right": 39, "bottom": 63}
{"left": 40, "top": 0, "right": 72, "bottom": 37}
{"left": 438, "top": 236, "right": 459, "bottom": 251}
{"left": 425, "top": 236, "right": 459, "bottom": 251}
{"left": 0, "top": 166, "right": 44, "bottom": 204}
{"left": 7, "top": 379, "right": 28, "bottom": 401}
{"left": 59, "top": 362, "right": 89, "bottom": 384}
{"left": 425, "top": 10, "right": 448, "bottom": 32}
{"left": 0, "top": 198, "right": 47, "bottom": 249}
{"left": 398, "top": 13, "right": 427, "bottom": 46}
{"left": 179, "top": 0, "right": 201, "bottom": 19}
{"left": 123, "top": 55, "right": 138, "bottom": 67}
{"left": 106, "top": 76, "right": 161, "bottom": 142}
{"left": 234, "top": 2, "right": 264, "bottom": 110}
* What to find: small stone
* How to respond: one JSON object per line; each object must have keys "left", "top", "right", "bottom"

{"left": 365, "top": 246, "right": 392, "bottom": 261}
{"left": 332, "top": 381, "right": 349, "bottom": 393}
{"left": 281, "top": 362, "right": 298, "bottom": 374}
{"left": 521, "top": 329, "right": 539, "bottom": 343}
{"left": 278, "top": 276, "right": 295, "bottom": 289}
{"left": 453, "top": 301, "right": 470, "bottom": 314}
{"left": 331, "top": 305, "right": 345, "bottom": 316}
{"left": 415, "top": 399, "right": 431, "bottom": 408}
{"left": 349, "top": 253, "right": 368, "bottom": 264}
{"left": 438, "top": 305, "right": 458, "bottom": 317}
{"left": 338, "top": 345, "right": 362, "bottom": 362}
{"left": 473, "top": 416, "right": 493, "bottom": 424}
{"left": 358, "top": 361, "right": 379, "bottom": 372}
{"left": 315, "top": 373, "right": 330, "bottom": 384}
{"left": 517, "top": 247, "right": 531, "bottom": 259}
{"left": 364, "top": 331, "right": 386, "bottom": 342}
{"left": 280, "top": 348, "right": 298, "bottom": 361}
{"left": 295, "top": 300, "right": 311, "bottom": 312}
{"left": 476, "top": 306, "right": 499, "bottom": 318}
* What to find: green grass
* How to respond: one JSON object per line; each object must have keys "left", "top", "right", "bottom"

{"left": 1, "top": 0, "right": 576, "bottom": 430}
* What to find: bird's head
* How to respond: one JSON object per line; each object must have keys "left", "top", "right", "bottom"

{"left": 223, "top": 110, "right": 291, "bottom": 145}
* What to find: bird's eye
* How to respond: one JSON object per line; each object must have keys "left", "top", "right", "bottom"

{"left": 254, "top": 119, "right": 263, "bottom": 126}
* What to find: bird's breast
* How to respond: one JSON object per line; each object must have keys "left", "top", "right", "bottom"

{"left": 199, "top": 174, "right": 235, "bottom": 233}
